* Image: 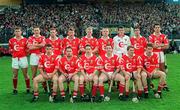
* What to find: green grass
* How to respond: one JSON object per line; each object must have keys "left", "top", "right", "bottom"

{"left": 0, "top": 54, "right": 180, "bottom": 110}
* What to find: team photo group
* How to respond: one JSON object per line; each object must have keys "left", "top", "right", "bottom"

{"left": 9, "top": 23, "right": 169, "bottom": 103}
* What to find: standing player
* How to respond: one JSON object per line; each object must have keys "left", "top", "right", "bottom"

{"left": 31, "top": 44, "right": 58, "bottom": 102}
{"left": 27, "top": 26, "right": 46, "bottom": 79}
{"left": 78, "top": 45, "right": 99, "bottom": 100}
{"left": 121, "top": 46, "right": 143, "bottom": 99}
{"left": 140, "top": 43, "right": 166, "bottom": 98}
{"left": 98, "top": 28, "right": 113, "bottom": 56}
{"left": 98, "top": 45, "right": 125, "bottom": 101}
{"left": 9, "top": 27, "right": 30, "bottom": 94}
{"left": 61, "top": 27, "right": 80, "bottom": 56}
{"left": 58, "top": 46, "right": 79, "bottom": 101}
{"left": 79, "top": 27, "right": 98, "bottom": 55}
{"left": 46, "top": 28, "right": 62, "bottom": 57}
{"left": 113, "top": 26, "right": 131, "bottom": 58}
{"left": 130, "top": 26, "right": 147, "bottom": 56}
{"left": 149, "top": 23, "right": 169, "bottom": 90}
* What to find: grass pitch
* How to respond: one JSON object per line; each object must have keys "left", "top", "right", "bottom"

{"left": 0, "top": 54, "right": 180, "bottom": 110}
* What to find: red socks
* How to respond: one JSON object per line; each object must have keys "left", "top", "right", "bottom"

{"left": 13, "top": 78, "right": 18, "bottom": 90}
{"left": 79, "top": 84, "right": 84, "bottom": 96}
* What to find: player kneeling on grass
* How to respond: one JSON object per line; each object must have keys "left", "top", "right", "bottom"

{"left": 121, "top": 46, "right": 143, "bottom": 100}
{"left": 78, "top": 45, "right": 99, "bottom": 101}
{"left": 32, "top": 44, "right": 58, "bottom": 102}
{"left": 139, "top": 43, "right": 166, "bottom": 98}
{"left": 98, "top": 44, "right": 125, "bottom": 101}
{"left": 9, "top": 27, "right": 30, "bottom": 94}
{"left": 58, "top": 46, "right": 79, "bottom": 102}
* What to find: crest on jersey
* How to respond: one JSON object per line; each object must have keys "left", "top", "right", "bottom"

{"left": 44, "top": 61, "right": 50, "bottom": 68}
{"left": 126, "top": 63, "right": 132, "bottom": 70}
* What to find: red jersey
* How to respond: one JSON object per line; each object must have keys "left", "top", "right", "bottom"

{"left": 79, "top": 54, "right": 98, "bottom": 74}
{"left": 149, "top": 33, "right": 169, "bottom": 52}
{"left": 46, "top": 37, "right": 62, "bottom": 55}
{"left": 139, "top": 53, "right": 159, "bottom": 74}
{"left": 130, "top": 36, "right": 147, "bottom": 56}
{"left": 121, "top": 54, "right": 141, "bottom": 73}
{"left": 9, "top": 37, "right": 27, "bottom": 58}
{"left": 62, "top": 37, "right": 80, "bottom": 56}
{"left": 58, "top": 55, "right": 79, "bottom": 74}
{"left": 38, "top": 54, "right": 58, "bottom": 74}
{"left": 27, "top": 35, "right": 46, "bottom": 54}
{"left": 98, "top": 37, "right": 113, "bottom": 56}
{"left": 80, "top": 36, "right": 98, "bottom": 53}
{"left": 98, "top": 54, "right": 119, "bottom": 72}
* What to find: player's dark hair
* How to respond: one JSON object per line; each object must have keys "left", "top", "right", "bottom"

{"left": 134, "top": 26, "right": 140, "bottom": 30}
{"left": 33, "top": 26, "right": 40, "bottom": 29}
{"left": 118, "top": 26, "right": 124, "bottom": 30}
{"left": 106, "top": 44, "right": 113, "bottom": 48}
{"left": 65, "top": 46, "right": 72, "bottom": 51}
{"left": 146, "top": 43, "right": 153, "bottom": 48}
{"left": 45, "top": 44, "right": 52, "bottom": 48}
{"left": 68, "top": 27, "right": 75, "bottom": 32}
{"left": 85, "top": 44, "right": 91, "bottom": 49}
{"left": 153, "top": 23, "right": 160, "bottom": 28}
{"left": 14, "top": 26, "right": 22, "bottom": 30}
{"left": 50, "top": 27, "right": 57, "bottom": 31}
{"left": 127, "top": 45, "right": 134, "bottom": 51}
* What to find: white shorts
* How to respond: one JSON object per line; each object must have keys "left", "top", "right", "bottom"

{"left": 154, "top": 52, "right": 165, "bottom": 63}
{"left": 12, "top": 56, "right": 28, "bottom": 69}
{"left": 30, "top": 53, "right": 40, "bottom": 66}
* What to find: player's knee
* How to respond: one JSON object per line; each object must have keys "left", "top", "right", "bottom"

{"left": 120, "top": 76, "right": 125, "bottom": 83}
{"left": 161, "top": 72, "right": 166, "bottom": 79}
{"left": 33, "top": 77, "right": 38, "bottom": 83}
{"left": 58, "top": 77, "right": 64, "bottom": 83}
{"left": 98, "top": 77, "right": 104, "bottom": 83}
{"left": 141, "top": 72, "right": 147, "bottom": 79}
{"left": 125, "top": 75, "right": 130, "bottom": 81}
{"left": 74, "top": 77, "right": 79, "bottom": 83}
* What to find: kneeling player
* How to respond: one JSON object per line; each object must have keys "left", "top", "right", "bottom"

{"left": 79, "top": 45, "right": 99, "bottom": 101}
{"left": 58, "top": 46, "right": 79, "bottom": 101}
{"left": 140, "top": 43, "right": 166, "bottom": 98}
{"left": 98, "top": 44, "right": 125, "bottom": 101}
{"left": 121, "top": 46, "right": 143, "bottom": 99}
{"left": 32, "top": 44, "right": 58, "bottom": 102}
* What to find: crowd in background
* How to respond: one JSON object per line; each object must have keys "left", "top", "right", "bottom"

{"left": 0, "top": 3, "right": 179, "bottom": 43}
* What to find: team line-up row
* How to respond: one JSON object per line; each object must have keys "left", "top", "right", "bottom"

{"left": 9, "top": 24, "right": 169, "bottom": 102}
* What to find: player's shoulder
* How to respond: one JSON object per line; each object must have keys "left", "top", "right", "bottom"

{"left": 152, "top": 53, "right": 158, "bottom": 57}
{"left": 122, "top": 54, "right": 127, "bottom": 58}
{"left": 39, "top": 53, "right": 45, "bottom": 57}
{"left": 73, "top": 55, "right": 78, "bottom": 59}
{"left": 97, "top": 37, "right": 102, "bottom": 41}
{"left": 149, "top": 34, "right": 155, "bottom": 38}
{"left": 81, "top": 36, "right": 86, "bottom": 40}
{"left": 124, "top": 35, "right": 130, "bottom": 38}
{"left": 28, "top": 35, "right": 34, "bottom": 39}
{"left": 9, "top": 37, "right": 15, "bottom": 41}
